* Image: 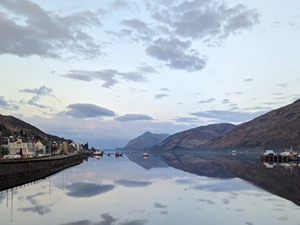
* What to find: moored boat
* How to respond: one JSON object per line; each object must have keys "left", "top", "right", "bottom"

{"left": 263, "top": 150, "right": 276, "bottom": 156}
{"left": 115, "top": 152, "right": 123, "bottom": 158}
{"left": 92, "top": 150, "right": 104, "bottom": 155}
{"left": 142, "top": 152, "right": 149, "bottom": 157}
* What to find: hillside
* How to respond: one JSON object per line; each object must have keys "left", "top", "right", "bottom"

{"left": 123, "top": 131, "right": 169, "bottom": 150}
{"left": 208, "top": 99, "right": 300, "bottom": 149}
{"left": 157, "top": 123, "right": 235, "bottom": 150}
{"left": 0, "top": 114, "right": 60, "bottom": 141}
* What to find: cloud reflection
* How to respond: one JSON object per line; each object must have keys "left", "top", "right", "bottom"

{"left": 60, "top": 213, "right": 147, "bottom": 225}
{"left": 198, "top": 199, "right": 215, "bottom": 205}
{"left": 154, "top": 203, "right": 168, "bottom": 208}
{"left": 18, "top": 205, "right": 52, "bottom": 216}
{"left": 114, "top": 180, "right": 152, "bottom": 188}
{"left": 65, "top": 182, "right": 114, "bottom": 198}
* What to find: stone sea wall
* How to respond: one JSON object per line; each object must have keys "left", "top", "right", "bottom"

{"left": 0, "top": 153, "right": 90, "bottom": 191}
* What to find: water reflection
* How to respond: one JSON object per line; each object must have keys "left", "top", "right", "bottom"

{"left": 0, "top": 151, "right": 300, "bottom": 225}
{"left": 64, "top": 182, "right": 115, "bottom": 198}
{"left": 114, "top": 180, "right": 152, "bottom": 188}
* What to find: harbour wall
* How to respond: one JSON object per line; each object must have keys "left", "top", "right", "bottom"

{"left": 0, "top": 153, "right": 90, "bottom": 191}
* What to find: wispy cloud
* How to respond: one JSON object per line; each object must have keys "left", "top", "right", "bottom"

{"left": 60, "top": 65, "right": 156, "bottom": 88}
{"left": 0, "top": 96, "right": 19, "bottom": 110}
{"left": 198, "top": 98, "right": 215, "bottom": 103}
{"left": 190, "top": 109, "right": 268, "bottom": 123}
{"left": 155, "top": 94, "right": 168, "bottom": 99}
{"left": 114, "top": 114, "right": 153, "bottom": 121}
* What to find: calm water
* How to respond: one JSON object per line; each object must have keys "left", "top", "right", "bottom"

{"left": 1, "top": 151, "right": 300, "bottom": 225}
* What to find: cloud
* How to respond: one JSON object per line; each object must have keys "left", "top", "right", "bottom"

{"left": 20, "top": 85, "right": 53, "bottom": 96}
{"left": 160, "top": 88, "right": 169, "bottom": 91}
{"left": 154, "top": 203, "right": 168, "bottom": 208}
{"left": 114, "top": 180, "right": 152, "bottom": 187}
{"left": 222, "top": 99, "right": 230, "bottom": 104}
{"left": 0, "top": 0, "right": 102, "bottom": 59}
{"left": 65, "top": 182, "right": 114, "bottom": 198}
{"left": 190, "top": 109, "right": 268, "bottom": 123}
{"left": 277, "top": 83, "right": 288, "bottom": 88}
{"left": 110, "top": 0, "right": 131, "bottom": 10}
{"left": 110, "top": 0, "right": 259, "bottom": 72}
{"left": 245, "top": 78, "right": 253, "bottom": 82}
{"left": 65, "top": 103, "right": 115, "bottom": 118}
{"left": 146, "top": 38, "right": 207, "bottom": 72}
{"left": 19, "top": 85, "right": 59, "bottom": 109}
{"left": 174, "top": 117, "right": 200, "bottom": 123}
{"left": 60, "top": 66, "right": 153, "bottom": 88}
{"left": 153, "top": 1, "right": 260, "bottom": 41}
{"left": 0, "top": 96, "right": 19, "bottom": 110}
{"left": 235, "top": 92, "right": 243, "bottom": 95}
{"left": 155, "top": 94, "right": 168, "bottom": 99}
{"left": 27, "top": 95, "right": 50, "bottom": 109}
{"left": 198, "top": 98, "right": 215, "bottom": 103}
{"left": 114, "top": 114, "right": 153, "bottom": 121}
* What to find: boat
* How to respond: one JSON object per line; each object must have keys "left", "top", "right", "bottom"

{"left": 92, "top": 150, "right": 104, "bottom": 155}
{"left": 263, "top": 150, "right": 276, "bottom": 156}
{"left": 279, "top": 146, "right": 298, "bottom": 161}
{"left": 115, "top": 152, "right": 123, "bottom": 158}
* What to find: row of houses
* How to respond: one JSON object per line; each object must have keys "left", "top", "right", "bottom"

{"left": 1, "top": 138, "right": 83, "bottom": 157}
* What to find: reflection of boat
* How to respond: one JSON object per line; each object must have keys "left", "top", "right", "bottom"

{"left": 93, "top": 155, "right": 102, "bottom": 160}
{"left": 142, "top": 152, "right": 149, "bottom": 157}
{"left": 231, "top": 150, "right": 236, "bottom": 156}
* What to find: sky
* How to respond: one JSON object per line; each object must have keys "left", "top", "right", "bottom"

{"left": 0, "top": 0, "right": 300, "bottom": 149}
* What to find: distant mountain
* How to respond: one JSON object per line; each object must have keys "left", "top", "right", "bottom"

{"left": 123, "top": 131, "right": 169, "bottom": 150}
{"left": 157, "top": 123, "right": 235, "bottom": 150}
{"left": 208, "top": 99, "right": 300, "bottom": 150}
{"left": 0, "top": 114, "right": 60, "bottom": 141}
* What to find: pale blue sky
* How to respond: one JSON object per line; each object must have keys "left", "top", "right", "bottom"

{"left": 0, "top": 0, "right": 300, "bottom": 148}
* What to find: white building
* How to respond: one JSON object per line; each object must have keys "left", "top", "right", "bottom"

{"left": 8, "top": 139, "right": 46, "bottom": 157}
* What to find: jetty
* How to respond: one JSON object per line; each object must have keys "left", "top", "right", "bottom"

{"left": 260, "top": 148, "right": 299, "bottom": 163}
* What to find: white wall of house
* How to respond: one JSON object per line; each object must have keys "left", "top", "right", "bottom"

{"left": 8, "top": 139, "right": 46, "bottom": 156}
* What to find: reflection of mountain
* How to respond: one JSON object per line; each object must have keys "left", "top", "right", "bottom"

{"left": 158, "top": 153, "right": 300, "bottom": 206}
{"left": 125, "top": 153, "right": 168, "bottom": 170}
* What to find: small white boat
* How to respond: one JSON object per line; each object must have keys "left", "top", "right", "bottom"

{"left": 263, "top": 150, "right": 276, "bottom": 156}
{"left": 92, "top": 150, "right": 103, "bottom": 155}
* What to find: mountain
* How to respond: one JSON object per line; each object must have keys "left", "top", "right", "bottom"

{"left": 123, "top": 131, "right": 169, "bottom": 150}
{"left": 208, "top": 99, "right": 300, "bottom": 150}
{"left": 157, "top": 123, "right": 235, "bottom": 150}
{"left": 0, "top": 114, "right": 60, "bottom": 141}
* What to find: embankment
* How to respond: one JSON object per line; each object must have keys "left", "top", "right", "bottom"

{"left": 0, "top": 153, "right": 90, "bottom": 191}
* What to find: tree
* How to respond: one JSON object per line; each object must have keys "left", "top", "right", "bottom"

{"left": 0, "top": 146, "right": 8, "bottom": 155}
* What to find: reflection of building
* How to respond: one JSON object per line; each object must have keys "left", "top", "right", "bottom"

{"left": 8, "top": 139, "right": 46, "bottom": 156}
